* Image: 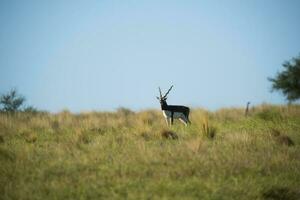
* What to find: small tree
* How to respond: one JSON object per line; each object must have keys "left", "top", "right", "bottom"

{"left": 268, "top": 55, "right": 300, "bottom": 102}
{"left": 0, "top": 89, "right": 25, "bottom": 112}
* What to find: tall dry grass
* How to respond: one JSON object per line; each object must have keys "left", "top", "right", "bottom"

{"left": 0, "top": 104, "right": 299, "bottom": 199}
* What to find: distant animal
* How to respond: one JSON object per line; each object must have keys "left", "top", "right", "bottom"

{"left": 157, "top": 85, "right": 191, "bottom": 126}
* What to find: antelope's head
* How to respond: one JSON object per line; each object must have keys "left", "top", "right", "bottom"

{"left": 156, "top": 85, "right": 173, "bottom": 106}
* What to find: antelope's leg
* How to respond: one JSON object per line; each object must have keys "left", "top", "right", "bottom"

{"left": 165, "top": 117, "right": 169, "bottom": 126}
{"left": 187, "top": 116, "right": 191, "bottom": 124}
{"left": 171, "top": 112, "right": 174, "bottom": 125}
{"left": 184, "top": 114, "right": 191, "bottom": 125}
{"left": 169, "top": 117, "right": 172, "bottom": 126}
{"left": 179, "top": 117, "right": 188, "bottom": 126}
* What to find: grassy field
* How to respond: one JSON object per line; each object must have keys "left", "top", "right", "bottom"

{"left": 0, "top": 104, "right": 300, "bottom": 200}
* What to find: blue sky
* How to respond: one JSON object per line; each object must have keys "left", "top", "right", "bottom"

{"left": 0, "top": 0, "right": 299, "bottom": 112}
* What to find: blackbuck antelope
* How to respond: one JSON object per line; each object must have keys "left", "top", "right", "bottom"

{"left": 157, "top": 85, "right": 191, "bottom": 126}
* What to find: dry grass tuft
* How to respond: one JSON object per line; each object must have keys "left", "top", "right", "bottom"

{"left": 277, "top": 135, "right": 295, "bottom": 146}
{"left": 161, "top": 130, "right": 178, "bottom": 140}
{"left": 270, "top": 128, "right": 281, "bottom": 137}
{"left": 270, "top": 129, "right": 295, "bottom": 146}
{"left": 201, "top": 117, "right": 217, "bottom": 139}
{"left": 140, "top": 132, "right": 151, "bottom": 141}
{"left": 185, "top": 139, "right": 202, "bottom": 153}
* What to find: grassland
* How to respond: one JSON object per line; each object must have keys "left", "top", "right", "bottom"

{"left": 0, "top": 104, "right": 300, "bottom": 200}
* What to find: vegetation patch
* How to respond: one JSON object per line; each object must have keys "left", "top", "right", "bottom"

{"left": 0, "top": 104, "right": 299, "bottom": 200}
{"left": 0, "top": 147, "right": 15, "bottom": 162}
{"left": 201, "top": 117, "right": 217, "bottom": 139}
{"left": 255, "top": 107, "right": 283, "bottom": 121}
{"left": 262, "top": 186, "right": 299, "bottom": 200}
{"left": 270, "top": 129, "right": 295, "bottom": 146}
{"left": 161, "top": 130, "right": 178, "bottom": 140}
{"left": 0, "top": 135, "right": 4, "bottom": 143}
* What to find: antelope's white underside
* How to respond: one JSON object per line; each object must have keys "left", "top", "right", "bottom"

{"left": 162, "top": 110, "right": 189, "bottom": 126}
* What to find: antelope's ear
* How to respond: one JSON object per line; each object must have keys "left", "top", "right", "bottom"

{"left": 156, "top": 96, "right": 160, "bottom": 100}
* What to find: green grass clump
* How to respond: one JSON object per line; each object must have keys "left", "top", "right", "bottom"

{"left": 0, "top": 104, "right": 300, "bottom": 200}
